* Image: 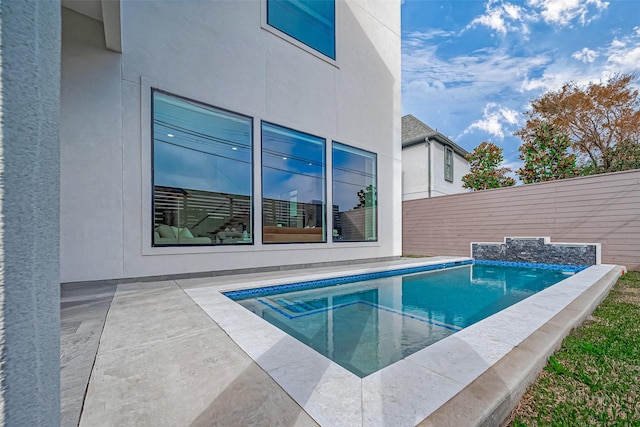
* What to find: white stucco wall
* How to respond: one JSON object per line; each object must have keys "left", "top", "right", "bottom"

{"left": 0, "top": 1, "right": 61, "bottom": 424}
{"left": 402, "top": 143, "right": 429, "bottom": 200}
{"left": 60, "top": 1, "right": 401, "bottom": 283}
{"left": 61, "top": 8, "right": 123, "bottom": 282}
{"left": 430, "top": 143, "right": 469, "bottom": 197}
{"left": 402, "top": 141, "right": 469, "bottom": 201}
{"left": 452, "top": 151, "right": 470, "bottom": 194}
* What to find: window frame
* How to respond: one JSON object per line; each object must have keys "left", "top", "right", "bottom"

{"left": 331, "top": 141, "right": 378, "bottom": 243}
{"left": 260, "top": 121, "right": 327, "bottom": 244}
{"left": 444, "top": 146, "right": 454, "bottom": 182}
{"left": 151, "top": 88, "right": 255, "bottom": 247}
{"left": 262, "top": 0, "right": 338, "bottom": 65}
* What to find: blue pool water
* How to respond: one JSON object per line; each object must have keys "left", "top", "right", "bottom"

{"left": 228, "top": 263, "right": 573, "bottom": 377}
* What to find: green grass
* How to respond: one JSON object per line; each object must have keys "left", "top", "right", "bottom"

{"left": 509, "top": 271, "right": 640, "bottom": 426}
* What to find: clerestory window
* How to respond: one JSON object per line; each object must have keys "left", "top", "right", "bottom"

{"left": 266, "top": 0, "right": 336, "bottom": 59}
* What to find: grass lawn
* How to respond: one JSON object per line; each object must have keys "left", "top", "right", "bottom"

{"left": 508, "top": 270, "right": 640, "bottom": 426}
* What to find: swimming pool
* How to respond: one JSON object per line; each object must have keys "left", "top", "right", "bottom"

{"left": 226, "top": 262, "right": 575, "bottom": 377}
{"left": 187, "top": 258, "right": 620, "bottom": 426}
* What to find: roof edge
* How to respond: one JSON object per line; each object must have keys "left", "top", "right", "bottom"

{"left": 402, "top": 132, "right": 469, "bottom": 157}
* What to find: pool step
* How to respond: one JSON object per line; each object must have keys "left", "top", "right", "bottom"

{"left": 276, "top": 298, "right": 325, "bottom": 313}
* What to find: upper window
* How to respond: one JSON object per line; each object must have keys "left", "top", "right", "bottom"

{"left": 267, "top": 0, "right": 336, "bottom": 59}
{"left": 444, "top": 146, "right": 454, "bottom": 182}
{"left": 262, "top": 122, "right": 326, "bottom": 243}
{"left": 332, "top": 142, "right": 377, "bottom": 242}
{"left": 152, "top": 90, "right": 253, "bottom": 246}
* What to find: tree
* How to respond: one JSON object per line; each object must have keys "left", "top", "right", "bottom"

{"left": 609, "top": 138, "right": 640, "bottom": 172}
{"left": 354, "top": 185, "right": 376, "bottom": 209}
{"left": 514, "top": 73, "right": 640, "bottom": 174}
{"left": 462, "top": 142, "right": 516, "bottom": 191}
{"left": 516, "top": 123, "right": 577, "bottom": 183}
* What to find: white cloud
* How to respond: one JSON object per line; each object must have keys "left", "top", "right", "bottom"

{"left": 572, "top": 47, "right": 598, "bottom": 63}
{"left": 606, "top": 46, "right": 640, "bottom": 73}
{"left": 503, "top": 3, "right": 522, "bottom": 20}
{"left": 467, "top": 0, "right": 608, "bottom": 36}
{"left": 611, "top": 39, "right": 625, "bottom": 48}
{"left": 462, "top": 103, "right": 521, "bottom": 140}
{"left": 404, "top": 29, "right": 457, "bottom": 42}
{"left": 402, "top": 32, "right": 551, "bottom": 93}
{"left": 522, "top": 25, "right": 640, "bottom": 94}
{"left": 470, "top": 9, "right": 508, "bottom": 35}
{"left": 527, "top": 0, "right": 609, "bottom": 26}
{"left": 521, "top": 65, "right": 602, "bottom": 93}
{"left": 402, "top": 31, "right": 552, "bottom": 144}
{"left": 467, "top": 0, "right": 529, "bottom": 36}
{"left": 603, "top": 28, "right": 640, "bottom": 75}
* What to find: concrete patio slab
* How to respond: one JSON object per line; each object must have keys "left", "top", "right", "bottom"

{"left": 61, "top": 282, "right": 117, "bottom": 427}
{"left": 62, "top": 257, "right": 624, "bottom": 426}
{"left": 75, "top": 280, "right": 317, "bottom": 427}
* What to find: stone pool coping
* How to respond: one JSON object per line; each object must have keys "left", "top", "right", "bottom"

{"left": 185, "top": 258, "right": 624, "bottom": 427}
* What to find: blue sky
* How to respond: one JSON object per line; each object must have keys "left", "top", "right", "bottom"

{"left": 401, "top": 0, "right": 640, "bottom": 174}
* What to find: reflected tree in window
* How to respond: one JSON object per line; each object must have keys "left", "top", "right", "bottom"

{"left": 332, "top": 142, "right": 377, "bottom": 242}
{"left": 261, "top": 122, "right": 326, "bottom": 243}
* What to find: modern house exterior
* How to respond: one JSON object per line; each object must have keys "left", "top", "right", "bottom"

{"left": 402, "top": 114, "right": 469, "bottom": 200}
{"left": 60, "top": 0, "right": 402, "bottom": 284}
{"left": 1, "top": 0, "right": 400, "bottom": 423}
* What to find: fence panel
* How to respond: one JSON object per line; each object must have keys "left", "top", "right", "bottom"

{"left": 402, "top": 170, "right": 640, "bottom": 271}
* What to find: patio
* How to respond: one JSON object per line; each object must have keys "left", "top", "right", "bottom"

{"left": 61, "top": 257, "right": 623, "bottom": 426}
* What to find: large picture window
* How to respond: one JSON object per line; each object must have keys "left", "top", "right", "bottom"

{"left": 332, "top": 142, "right": 377, "bottom": 242}
{"left": 262, "top": 122, "right": 326, "bottom": 243}
{"left": 152, "top": 90, "right": 253, "bottom": 246}
{"left": 267, "top": 0, "right": 336, "bottom": 59}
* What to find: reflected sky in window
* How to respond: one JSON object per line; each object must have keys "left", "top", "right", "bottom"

{"left": 262, "top": 122, "right": 325, "bottom": 204}
{"left": 267, "top": 0, "right": 335, "bottom": 59}
{"left": 332, "top": 143, "right": 376, "bottom": 212}
{"left": 153, "top": 92, "right": 252, "bottom": 196}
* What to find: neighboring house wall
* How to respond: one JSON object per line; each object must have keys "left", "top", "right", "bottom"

{"left": 0, "top": 1, "right": 61, "bottom": 424}
{"left": 402, "top": 143, "right": 429, "bottom": 200}
{"left": 402, "top": 141, "right": 469, "bottom": 200}
{"left": 60, "top": 1, "right": 401, "bottom": 283}
{"left": 430, "top": 142, "right": 468, "bottom": 197}
{"left": 403, "top": 169, "right": 640, "bottom": 271}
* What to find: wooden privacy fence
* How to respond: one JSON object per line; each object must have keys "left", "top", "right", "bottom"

{"left": 402, "top": 169, "right": 640, "bottom": 271}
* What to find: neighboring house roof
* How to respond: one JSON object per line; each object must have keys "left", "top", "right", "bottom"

{"left": 402, "top": 114, "right": 468, "bottom": 157}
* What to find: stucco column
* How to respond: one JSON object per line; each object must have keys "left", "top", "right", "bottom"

{"left": 0, "top": 1, "right": 61, "bottom": 425}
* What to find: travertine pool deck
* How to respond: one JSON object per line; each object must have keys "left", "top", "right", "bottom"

{"left": 61, "top": 257, "right": 624, "bottom": 426}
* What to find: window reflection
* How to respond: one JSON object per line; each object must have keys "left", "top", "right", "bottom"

{"left": 261, "top": 122, "right": 326, "bottom": 243}
{"left": 267, "top": 0, "right": 336, "bottom": 59}
{"left": 332, "top": 142, "right": 377, "bottom": 242}
{"left": 152, "top": 90, "right": 253, "bottom": 246}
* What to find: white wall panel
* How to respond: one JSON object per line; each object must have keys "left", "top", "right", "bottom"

{"left": 61, "top": 0, "right": 401, "bottom": 282}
